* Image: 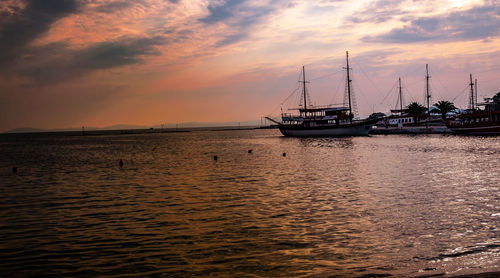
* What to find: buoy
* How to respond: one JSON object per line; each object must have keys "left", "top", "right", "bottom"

{"left": 213, "top": 155, "right": 218, "bottom": 161}
{"left": 12, "top": 166, "right": 17, "bottom": 174}
{"left": 119, "top": 159, "right": 124, "bottom": 167}
{"left": 282, "top": 152, "right": 286, "bottom": 157}
{"left": 248, "top": 149, "right": 252, "bottom": 154}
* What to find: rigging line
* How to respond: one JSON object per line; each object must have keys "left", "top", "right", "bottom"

{"left": 406, "top": 86, "right": 416, "bottom": 103}
{"left": 421, "top": 85, "right": 427, "bottom": 105}
{"left": 475, "top": 82, "right": 489, "bottom": 99}
{"left": 379, "top": 79, "right": 399, "bottom": 105}
{"left": 451, "top": 85, "right": 469, "bottom": 102}
{"left": 429, "top": 79, "right": 443, "bottom": 101}
{"left": 267, "top": 84, "right": 300, "bottom": 116}
{"left": 477, "top": 90, "right": 490, "bottom": 101}
{"left": 474, "top": 76, "right": 500, "bottom": 83}
{"left": 385, "top": 104, "right": 392, "bottom": 112}
{"left": 267, "top": 68, "right": 305, "bottom": 116}
{"left": 309, "top": 68, "right": 344, "bottom": 81}
{"left": 474, "top": 64, "right": 500, "bottom": 74}
{"left": 432, "top": 75, "right": 453, "bottom": 100}
{"left": 453, "top": 95, "right": 467, "bottom": 109}
{"left": 351, "top": 61, "right": 385, "bottom": 99}
{"left": 281, "top": 87, "right": 301, "bottom": 106}
{"left": 329, "top": 70, "right": 346, "bottom": 105}
{"left": 403, "top": 77, "right": 423, "bottom": 87}
{"left": 401, "top": 86, "right": 410, "bottom": 105}
{"left": 352, "top": 81, "right": 370, "bottom": 115}
{"left": 400, "top": 63, "right": 423, "bottom": 80}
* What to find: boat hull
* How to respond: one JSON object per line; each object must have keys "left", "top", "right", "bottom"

{"left": 446, "top": 124, "right": 500, "bottom": 135}
{"left": 279, "top": 121, "right": 374, "bottom": 137}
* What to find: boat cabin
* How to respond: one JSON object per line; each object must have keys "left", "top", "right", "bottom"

{"left": 387, "top": 116, "right": 414, "bottom": 126}
{"left": 448, "top": 92, "right": 500, "bottom": 127}
{"left": 282, "top": 106, "right": 353, "bottom": 126}
{"left": 385, "top": 109, "right": 414, "bottom": 127}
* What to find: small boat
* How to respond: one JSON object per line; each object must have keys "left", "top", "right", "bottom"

{"left": 446, "top": 76, "right": 500, "bottom": 135}
{"left": 267, "top": 51, "right": 376, "bottom": 137}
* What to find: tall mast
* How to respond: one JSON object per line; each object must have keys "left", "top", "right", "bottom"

{"left": 426, "top": 64, "right": 430, "bottom": 127}
{"left": 302, "top": 66, "right": 307, "bottom": 112}
{"left": 346, "top": 51, "right": 352, "bottom": 120}
{"left": 469, "top": 73, "right": 474, "bottom": 110}
{"left": 398, "top": 77, "right": 403, "bottom": 114}
{"left": 475, "top": 78, "right": 478, "bottom": 109}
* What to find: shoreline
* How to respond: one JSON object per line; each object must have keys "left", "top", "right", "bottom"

{"left": 420, "top": 271, "right": 500, "bottom": 278}
{"left": 370, "top": 126, "right": 452, "bottom": 134}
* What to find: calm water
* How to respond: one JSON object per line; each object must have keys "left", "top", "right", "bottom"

{"left": 0, "top": 130, "right": 499, "bottom": 277}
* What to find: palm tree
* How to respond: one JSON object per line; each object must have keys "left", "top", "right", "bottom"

{"left": 406, "top": 102, "right": 427, "bottom": 124}
{"left": 433, "top": 100, "right": 457, "bottom": 120}
{"left": 493, "top": 92, "right": 500, "bottom": 102}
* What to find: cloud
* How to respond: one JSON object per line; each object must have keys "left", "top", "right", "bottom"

{"left": 363, "top": 3, "right": 500, "bottom": 43}
{"left": 16, "top": 36, "right": 166, "bottom": 85}
{"left": 199, "top": 0, "right": 275, "bottom": 47}
{"left": 346, "top": 0, "right": 406, "bottom": 24}
{"left": 0, "top": 0, "right": 179, "bottom": 85}
{"left": 215, "top": 33, "right": 247, "bottom": 47}
{"left": 93, "top": 1, "right": 134, "bottom": 13}
{"left": 0, "top": 0, "right": 81, "bottom": 66}
{"left": 199, "top": 0, "right": 246, "bottom": 24}
{"left": 76, "top": 36, "right": 164, "bottom": 69}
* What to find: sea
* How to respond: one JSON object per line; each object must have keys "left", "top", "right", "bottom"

{"left": 0, "top": 129, "right": 499, "bottom": 277}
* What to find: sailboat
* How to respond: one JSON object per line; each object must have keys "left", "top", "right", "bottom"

{"left": 446, "top": 75, "right": 500, "bottom": 135}
{"left": 386, "top": 77, "right": 415, "bottom": 127}
{"left": 267, "top": 51, "right": 376, "bottom": 137}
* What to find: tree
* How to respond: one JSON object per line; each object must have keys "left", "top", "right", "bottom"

{"left": 369, "top": 112, "right": 386, "bottom": 120}
{"left": 433, "top": 100, "right": 457, "bottom": 120}
{"left": 406, "top": 102, "right": 427, "bottom": 123}
{"left": 493, "top": 92, "right": 500, "bottom": 102}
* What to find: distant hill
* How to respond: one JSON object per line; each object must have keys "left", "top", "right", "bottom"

{"left": 97, "top": 124, "right": 148, "bottom": 130}
{"left": 2, "top": 120, "right": 264, "bottom": 134}
{"left": 163, "top": 120, "right": 261, "bottom": 128}
{"left": 3, "top": 127, "right": 46, "bottom": 133}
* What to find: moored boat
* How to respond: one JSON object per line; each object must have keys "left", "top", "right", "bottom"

{"left": 268, "top": 51, "right": 376, "bottom": 137}
{"left": 446, "top": 90, "right": 500, "bottom": 135}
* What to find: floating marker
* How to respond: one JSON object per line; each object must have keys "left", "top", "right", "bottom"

{"left": 213, "top": 155, "right": 218, "bottom": 161}
{"left": 119, "top": 159, "right": 124, "bottom": 167}
{"left": 282, "top": 152, "right": 286, "bottom": 157}
{"left": 248, "top": 149, "right": 252, "bottom": 154}
{"left": 12, "top": 166, "right": 17, "bottom": 174}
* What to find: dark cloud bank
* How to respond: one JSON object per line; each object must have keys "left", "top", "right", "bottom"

{"left": 0, "top": 0, "right": 166, "bottom": 85}
{"left": 0, "top": 0, "right": 274, "bottom": 85}
{"left": 21, "top": 36, "right": 166, "bottom": 85}
{"left": 0, "top": 0, "right": 80, "bottom": 65}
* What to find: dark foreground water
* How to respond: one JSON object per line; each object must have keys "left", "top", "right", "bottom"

{"left": 0, "top": 130, "right": 499, "bottom": 277}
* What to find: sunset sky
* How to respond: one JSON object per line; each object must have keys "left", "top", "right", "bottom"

{"left": 1, "top": 0, "right": 499, "bottom": 131}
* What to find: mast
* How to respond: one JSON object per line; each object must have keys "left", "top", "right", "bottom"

{"left": 469, "top": 73, "right": 474, "bottom": 110}
{"left": 426, "top": 64, "right": 430, "bottom": 127}
{"left": 398, "top": 77, "right": 403, "bottom": 114}
{"left": 302, "top": 66, "right": 307, "bottom": 112}
{"left": 346, "top": 51, "right": 352, "bottom": 121}
{"left": 475, "top": 78, "right": 478, "bottom": 110}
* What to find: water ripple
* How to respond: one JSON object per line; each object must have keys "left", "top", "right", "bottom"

{"left": 0, "top": 131, "right": 499, "bottom": 277}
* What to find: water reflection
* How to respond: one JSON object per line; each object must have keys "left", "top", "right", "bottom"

{"left": 0, "top": 131, "right": 498, "bottom": 277}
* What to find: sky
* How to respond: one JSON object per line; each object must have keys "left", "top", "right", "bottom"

{"left": 1, "top": 0, "right": 499, "bottom": 131}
